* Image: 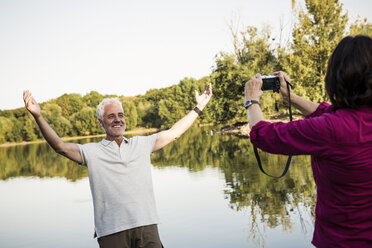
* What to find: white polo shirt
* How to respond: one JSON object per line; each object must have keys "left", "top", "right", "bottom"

{"left": 78, "top": 134, "right": 159, "bottom": 238}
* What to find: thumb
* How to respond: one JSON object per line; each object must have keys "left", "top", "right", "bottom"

{"left": 194, "top": 89, "right": 199, "bottom": 98}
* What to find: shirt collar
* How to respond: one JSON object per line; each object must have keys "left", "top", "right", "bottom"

{"left": 100, "top": 136, "right": 129, "bottom": 146}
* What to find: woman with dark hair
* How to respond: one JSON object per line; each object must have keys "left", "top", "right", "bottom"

{"left": 244, "top": 35, "right": 372, "bottom": 247}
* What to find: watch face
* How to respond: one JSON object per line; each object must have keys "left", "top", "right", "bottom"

{"left": 244, "top": 101, "right": 252, "bottom": 108}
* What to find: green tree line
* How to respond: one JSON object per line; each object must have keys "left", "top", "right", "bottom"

{"left": 1, "top": 0, "right": 371, "bottom": 144}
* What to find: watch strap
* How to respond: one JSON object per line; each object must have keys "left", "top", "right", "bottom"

{"left": 244, "top": 100, "right": 260, "bottom": 109}
{"left": 193, "top": 106, "right": 203, "bottom": 115}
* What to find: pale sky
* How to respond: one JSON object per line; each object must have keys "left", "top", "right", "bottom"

{"left": 1, "top": 0, "right": 371, "bottom": 110}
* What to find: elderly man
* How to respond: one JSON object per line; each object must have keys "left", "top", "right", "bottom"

{"left": 23, "top": 84, "right": 212, "bottom": 248}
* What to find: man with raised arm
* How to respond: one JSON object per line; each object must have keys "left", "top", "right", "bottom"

{"left": 23, "top": 84, "right": 212, "bottom": 248}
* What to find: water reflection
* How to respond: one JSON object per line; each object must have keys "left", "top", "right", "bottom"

{"left": 0, "top": 142, "right": 87, "bottom": 181}
{"left": 0, "top": 127, "right": 316, "bottom": 247}
{"left": 151, "top": 127, "right": 316, "bottom": 245}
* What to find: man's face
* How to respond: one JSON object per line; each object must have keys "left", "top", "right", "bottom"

{"left": 98, "top": 103, "right": 126, "bottom": 140}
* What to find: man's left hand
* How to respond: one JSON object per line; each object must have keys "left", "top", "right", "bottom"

{"left": 195, "top": 83, "right": 212, "bottom": 110}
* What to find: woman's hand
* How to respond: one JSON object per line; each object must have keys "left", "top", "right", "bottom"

{"left": 245, "top": 74, "right": 263, "bottom": 101}
{"left": 273, "top": 71, "right": 292, "bottom": 101}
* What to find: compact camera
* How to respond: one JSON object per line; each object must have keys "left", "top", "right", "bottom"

{"left": 261, "top": 75, "right": 281, "bottom": 92}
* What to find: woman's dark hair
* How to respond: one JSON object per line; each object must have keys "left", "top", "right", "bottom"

{"left": 325, "top": 35, "right": 372, "bottom": 109}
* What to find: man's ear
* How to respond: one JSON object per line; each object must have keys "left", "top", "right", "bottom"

{"left": 98, "top": 118, "right": 103, "bottom": 127}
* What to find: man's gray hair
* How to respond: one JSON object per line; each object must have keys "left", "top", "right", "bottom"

{"left": 96, "top": 98, "right": 123, "bottom": 120}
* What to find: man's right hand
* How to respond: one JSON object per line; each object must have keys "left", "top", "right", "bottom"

{"left": 23, "top": 90, "right": 83, "bottom": 164}
{"left": 23, "top": 90, "right": 41, "bottom": 118}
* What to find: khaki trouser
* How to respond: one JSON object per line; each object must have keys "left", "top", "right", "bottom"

{"left": 97, "top": 224, "right": 164, "bottom": 248}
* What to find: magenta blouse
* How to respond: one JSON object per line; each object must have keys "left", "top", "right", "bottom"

{"left": 250, "top": 102, "right": 372, "bottom": 247}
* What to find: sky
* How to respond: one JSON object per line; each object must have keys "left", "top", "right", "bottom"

{"left": 1, "top": 0, "right": 371, "bottom": 110}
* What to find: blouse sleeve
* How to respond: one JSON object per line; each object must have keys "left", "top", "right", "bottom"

{"left": 250, "top": 103, "right": 335, "bottom": 156}
{"left": 305, "top": 102, "right": 333, "bottom": 118}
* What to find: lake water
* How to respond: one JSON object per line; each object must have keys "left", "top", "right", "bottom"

{"left": 0, "top": 127, "right": 316, "bottom": 248}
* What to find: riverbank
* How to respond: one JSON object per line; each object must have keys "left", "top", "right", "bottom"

{"left": 0, "top": 128, "right": 158, "bottom": 147}
{"left": 214, "top": 113, "right": 304, "bottom": 136}
{"left": 1, "top": 114, "right": 304, "bottom": 147}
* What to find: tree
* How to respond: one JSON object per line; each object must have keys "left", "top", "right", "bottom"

{"left": 210, "top": 26, "right": 279, "bottom": 123}
{"left": 0, "top": 116, "right": 13, "bottom": 143}
{"left": 286, "top": 0, "right": 348, "bottom": 102}
{"left": 135, "top": 100, "right": 151, "bottom": 127}
{"left": 10, "top": 116, "right": 24, "bottom": 142}
{"left": 42, "top": 103, "right": 72, "bottom": 137}
{"left": 210, "top": 53, "right": 246, "bottom": 123}
{"left": 120, "top": 99, "right": 138, "bottom": 130}
{"left": 349, "top": 17, "right": 372, "bottom": 37}
{"left": 141, "top": 77, "right": 211, "bottom": 128}
{"left": 71, "top": 107, "right": 102, "bottom": 136}
{"left": 22, "top": 115, "right": 38, "bottom": 141}
{"left": 55, "top": 93, "right": 84, "bottom": 118}
{"left": 83, "top": 91, "right": 104, "bottom": 108}
{"left": 156, "top": 78, "right": 201, "bottom": 128}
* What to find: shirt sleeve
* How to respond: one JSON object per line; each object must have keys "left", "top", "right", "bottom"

{"left": 77, "top": 144, "right": 87, "bottom": 166}
{"left": 139, "top": 133, "right": 158, "bottom": 155}
{"left": 250, "top": 109, "right": 335, "bottom": 156}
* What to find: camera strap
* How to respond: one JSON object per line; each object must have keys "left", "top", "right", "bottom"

{"left": 253, "top": 81, "right": 293, "bottom": 178}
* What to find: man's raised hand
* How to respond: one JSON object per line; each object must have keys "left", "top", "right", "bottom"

{"left": 23, "top": 90, "right": 41, "bottom": 118}
{"left": 194, "top": 83, "right": 212, "bottom": 110}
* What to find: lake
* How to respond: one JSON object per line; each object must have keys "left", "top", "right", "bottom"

{"left": 0, "top": 127, "right": 316, "bottom": 248}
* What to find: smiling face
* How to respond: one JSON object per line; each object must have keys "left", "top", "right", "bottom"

{"left": 98, "top": 103, "right": 126, "bottom": 141}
